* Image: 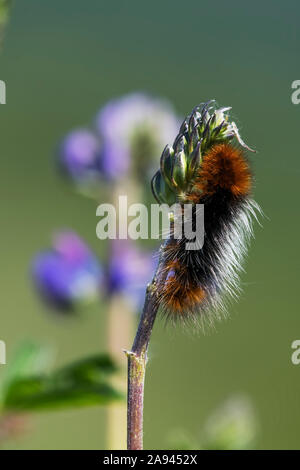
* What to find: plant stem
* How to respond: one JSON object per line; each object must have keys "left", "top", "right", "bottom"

{"left": 107, "top": 295, "right": 133, "bottom": 449}
{"left": 107, "top": 180, "right": 142, "bottom": 449}
{"left": 125, "top": 283, "right": 159, "bottom": 450}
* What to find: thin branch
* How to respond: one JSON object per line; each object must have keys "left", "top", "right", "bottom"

{"left": 125, "top": 283, "right": 158, "bottom": 450}
{"left": 125, "top": 241, "right": 168, "bottom": 450}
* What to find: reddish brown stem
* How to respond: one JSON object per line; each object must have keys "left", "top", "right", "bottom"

{"left": 125, "top": 286, "right": 158, "bottom": 450}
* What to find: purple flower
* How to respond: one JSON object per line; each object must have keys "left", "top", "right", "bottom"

{"left": 59, "top": 93, "right": 180, "bottom": 185}
{"left": 107, "top": 239, "right": 156, "bottom": 311}
{"left": 32, "top": 231, "right": 103, "bottom": 310}
{"left": 96, "top": 93, "right": 180, "bottom": 180}
{"left": 59, "top": 129, "right": 102, "bottom": 185}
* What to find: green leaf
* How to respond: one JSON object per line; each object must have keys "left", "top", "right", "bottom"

{"left": 0, "top": 0, "right": 12, "bottom": 49}
{"left": 2, "top": 354, "right": 123, "bottom": 412}
{"left": 51, "top": 354, "right": 117, "bottom": 385}
{"left": 0, "top": 0, "right": 12, "bottom": 21}
{"left": 4, "top": 378, "right": 122, "bottom": 411}
{"left": 0, "top": 342, "right": 54, "bottom": 407}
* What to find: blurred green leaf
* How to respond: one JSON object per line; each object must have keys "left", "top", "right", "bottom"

{"left": 0, "top": 0, "right": 11, "bottom": 20}
{"left": 51, "top": 354, "right": 117, "bottom": 385}
{"left": 0, "top": 0, "right": 12, "bottom": 47}
{"left": 166, "top": 428, "right": 201, "bottom": 450}
{"left": 2, "top": 353, "right": 123, "bottom": 412}
{"left": 166, "top": 396, "right": 258, "bottom": 450}
{"left": 4, "top": 378, "right": 122, "bottom": 411}
{"left": 203, "top": 396, "right": 258, "bottom": 450}
{"left": 0, "top": 342, "right": 54, "bottom": 407}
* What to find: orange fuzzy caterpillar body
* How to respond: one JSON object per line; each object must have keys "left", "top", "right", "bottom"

{"left": 194, "top": 143, "right": 252, "bottom": 197}
{"left": 186, "top": 143, "right": 252, "bottom": 203}
{"left": 158, "top": 259, "right": 206, "bottom": 317}
{"left": 157, "top": 143, "right": 258, "bottom": 324}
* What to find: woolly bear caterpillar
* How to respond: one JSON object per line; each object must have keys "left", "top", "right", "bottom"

{"left": 152, "top": 101, "right": 260, "bottom": 325}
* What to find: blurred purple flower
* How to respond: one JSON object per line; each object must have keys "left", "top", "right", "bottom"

{"left": 32, "top": 231, "right": 103, "bottom": 311}
{"left": 96, "top": 92, "right": 180, "bottom": 179}
{"left": 59, "top": 93, "right": 180, "bottom": 185}
{"left": 59, "top": 129, "right": 102, "bottom": 184}
{"left": 107, "top": 239, "right": 156, "bottom": 311}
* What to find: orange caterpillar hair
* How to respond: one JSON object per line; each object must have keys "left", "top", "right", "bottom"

{"left": 192, "top": 143, "right": 252, "bottom": 198}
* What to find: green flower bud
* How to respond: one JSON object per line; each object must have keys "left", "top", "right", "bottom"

{"left": 152, "top": 100, "right": 255, "bottom": 204}
{"left": 160, "top": 145, "right": 174, "bottom": 189}
{"left": 171, "top": 148, "right": 187, "bottom": 190}
{"left": 151, "top": 170, "right": 177, "bottom": 205}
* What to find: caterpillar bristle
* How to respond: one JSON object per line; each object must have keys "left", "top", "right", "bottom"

{"left": 155, "top": 138, "right": 260, "bottom": 328}
{"left": 193, "top": 143, "right": 252, "bottom": 198}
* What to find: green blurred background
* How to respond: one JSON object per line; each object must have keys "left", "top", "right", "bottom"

{"left": 0, "top": 0, "right": 299, "bottom": 449}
